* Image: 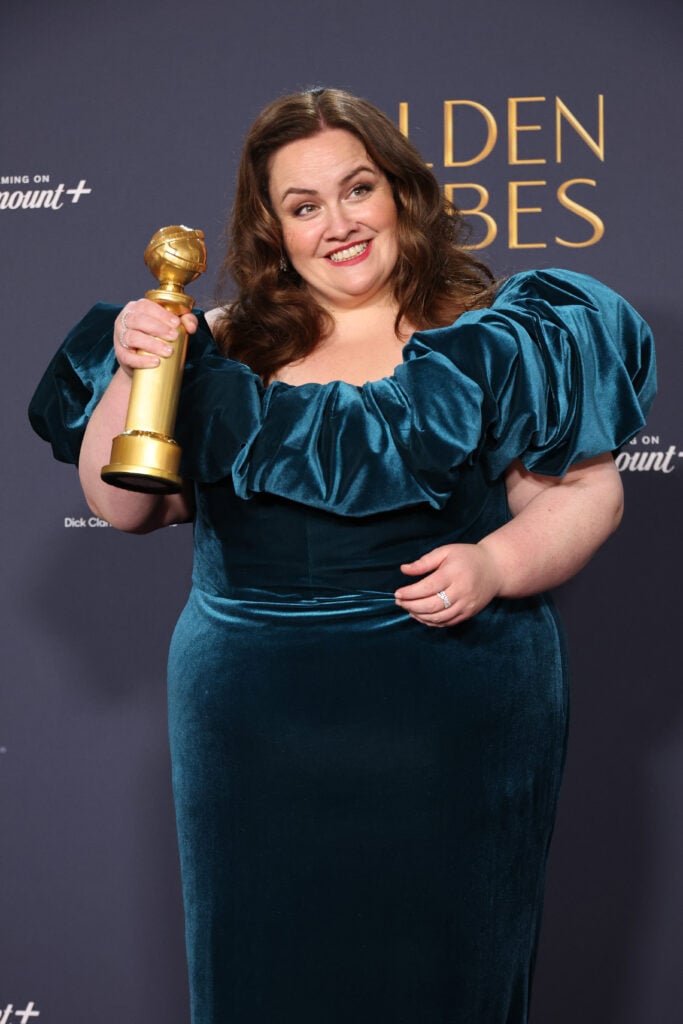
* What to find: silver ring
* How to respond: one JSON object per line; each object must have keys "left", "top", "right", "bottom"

{"left": 119, "top": 309, "right": 131, "bottom": 349}
{"left": 437, "top": 590, "right": 451, "bottom": 610}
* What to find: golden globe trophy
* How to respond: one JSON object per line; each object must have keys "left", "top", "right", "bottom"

{"left": 101, "top": 225, "right": 207, "bottom": 493}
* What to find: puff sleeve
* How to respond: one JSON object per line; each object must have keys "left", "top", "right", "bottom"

{"left": 29, "top": 269, "right": 655, "bottom": 517}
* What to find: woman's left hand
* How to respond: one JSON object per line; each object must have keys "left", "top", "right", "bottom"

{"left": 394, "top": 544, "right": 502, "bottom": 627}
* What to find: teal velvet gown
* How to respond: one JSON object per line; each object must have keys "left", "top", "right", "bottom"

{"left": 30, "top": 270, "right": 655, "bottom": 1024}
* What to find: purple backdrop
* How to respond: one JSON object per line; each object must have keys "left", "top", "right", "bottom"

{"left": 2, "top": 0, "right": 681, "bottom": 1021}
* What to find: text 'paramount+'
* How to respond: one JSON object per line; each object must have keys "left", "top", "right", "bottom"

{"left": 0, "top": 1004, "right": 40, "bottom": 1024}
{"left": 0, "top": 177, "right": 92, "bottom": 211}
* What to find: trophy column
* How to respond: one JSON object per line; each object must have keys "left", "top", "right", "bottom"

{"left": 101, "top": 225, "right": 207, "bottom": 493}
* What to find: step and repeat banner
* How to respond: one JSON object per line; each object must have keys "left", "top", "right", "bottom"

{"left": 3, "top": 0, "right": 681, "bottom": 1021}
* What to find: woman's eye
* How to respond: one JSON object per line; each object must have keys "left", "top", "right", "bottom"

{"left": 293, "top": 203, "right": 316, "bottom": 217}
{"left": 350, "top": 183, "right": 372, "bottom": 198}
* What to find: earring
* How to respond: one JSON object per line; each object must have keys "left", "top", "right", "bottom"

{"left": 279, "top": 254, "right": 288, "bottom": 272}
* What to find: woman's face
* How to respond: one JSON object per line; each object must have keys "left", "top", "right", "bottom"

{"left": 268, "top": 129, "right": 399, "bottom": 312}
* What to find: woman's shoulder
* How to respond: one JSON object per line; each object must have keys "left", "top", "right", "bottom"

{"left": 489, "top": 266, "right": 635, "bottom": 309}
{"left": 203, "top": 307, "right": 227, "bottom": 333}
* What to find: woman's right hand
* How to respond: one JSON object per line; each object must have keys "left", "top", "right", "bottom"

{"left": 76, "top": 298, "right": 199, "bottom": 531}
{"left": 114, "top": 298, "right": 199, "bottom": 377}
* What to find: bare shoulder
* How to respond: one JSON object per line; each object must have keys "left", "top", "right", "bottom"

{"left": 203, "top": 307, "right": 226, "bottom": 332}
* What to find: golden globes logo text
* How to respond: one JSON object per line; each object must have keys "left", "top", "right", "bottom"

{"left": 399, "top": 94, "right": 604, "bottom": 250}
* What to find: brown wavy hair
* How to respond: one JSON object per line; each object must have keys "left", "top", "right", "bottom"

{"left": 213, "top": 88, "right": 497, "bottom": 380}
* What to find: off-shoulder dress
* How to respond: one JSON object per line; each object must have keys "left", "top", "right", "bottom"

{"left": 30, "top": 270, "right": 656, "bottom": 1024}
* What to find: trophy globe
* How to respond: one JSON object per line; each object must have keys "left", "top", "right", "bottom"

{"left": 101, "top": 224, "right": 207, "bottom": 493}
{"left": 144, "top": 225, "right": 207, "bottom": 297}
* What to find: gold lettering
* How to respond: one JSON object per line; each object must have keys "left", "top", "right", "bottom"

{"left": 508, "top": 97, "right": 547, "bottom": 165}
{"left": 444, "top": 101, "right": 497, "bottom": 167}
{"left": 398, "top": 101, "right": 433, "bottom": 166}
{"left": 556, "top": 95, "right": 604, "bottom": 162}
{"left": 556, "top": 179, "right": 605, "bottom": 247}
{"left": 445, "top": 184, "right": 497, "bottom": 249}
{"left": 508, "top": 181, "right": 547, "bottom": 249}
{"left": 399, "top": 102, "right": 409, "bottom": 139}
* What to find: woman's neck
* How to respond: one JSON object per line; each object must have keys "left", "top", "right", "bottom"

{"left": 271, "top": 304, "right": 415, "bottom": 387}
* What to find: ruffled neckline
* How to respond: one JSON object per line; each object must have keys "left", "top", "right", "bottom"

{"left": 29, "top": 268, "right": 656, "bottom": 519}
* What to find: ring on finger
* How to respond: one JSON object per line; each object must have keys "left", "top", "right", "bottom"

{"left": 437, "top": 590, "right": 451, "bottom": 610}
{"left": 119, "top": 309, "right": 131, "bottom": 349}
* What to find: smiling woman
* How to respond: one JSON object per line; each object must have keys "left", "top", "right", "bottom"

{"left": 29, "top": 87, "right": 656, "bottom": 1024}
{"left": 216, "top": 87, "right": 497, "bottom": 383}
{"left": 269, "top": 132, "right": 400, "bottom": 309}
{"left": 267, "top": 131, "right": 407, "bottom": 385}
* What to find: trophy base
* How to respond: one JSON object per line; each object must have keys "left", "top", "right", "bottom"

{"left": 101, "top": 465, "right": 183, "bottom": 493}
{"left": 101, "top": 431, "right": 183, "bottom": 494}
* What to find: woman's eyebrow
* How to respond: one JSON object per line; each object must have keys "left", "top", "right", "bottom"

{"left": 280, "top": 165, "right": 378, "bottom": 202}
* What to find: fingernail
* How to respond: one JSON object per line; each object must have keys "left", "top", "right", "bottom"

{"left": 163, "top": 345, "right": 174, "bottom": 356}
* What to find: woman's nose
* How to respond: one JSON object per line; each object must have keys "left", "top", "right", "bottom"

{"left": 323, "top": 204, "right": 357, "bottom": 240}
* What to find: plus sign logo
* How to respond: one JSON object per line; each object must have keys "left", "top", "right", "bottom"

{"left": 0, "top": 173, "right": 93, "bottom": 211}
{"left": 0, "top": 1005, "right": 40, "bottom": 1023}
{"left": 65, "top": 179, "right": 92, "bottom": 203}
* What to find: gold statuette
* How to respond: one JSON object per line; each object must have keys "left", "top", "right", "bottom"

{"left": 101, "top": 225, "right": 207, "bottom": 493}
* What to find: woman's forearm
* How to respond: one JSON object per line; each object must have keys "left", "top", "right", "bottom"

{"left": 78, "top": 368, "right": 192, "bottom": 533}
{"left": 395, "top": 455, "right": 624, "bottom": 626}
{"left": 479, "top": 456, "right": 624, "bottom": 598}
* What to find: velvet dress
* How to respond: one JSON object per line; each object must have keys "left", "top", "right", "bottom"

{"left": 30, "top": 269, "right": 655, "bottom": 1024}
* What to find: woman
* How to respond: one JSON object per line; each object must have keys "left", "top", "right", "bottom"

{"left": 30, "top": 89, "right": 655, "bottom": 1023}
